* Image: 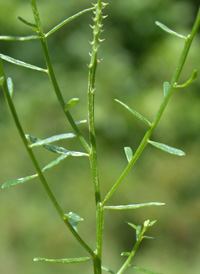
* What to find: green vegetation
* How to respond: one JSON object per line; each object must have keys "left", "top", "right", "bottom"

{"left": 0, "top": 1, "right": 200, "bottom": 274}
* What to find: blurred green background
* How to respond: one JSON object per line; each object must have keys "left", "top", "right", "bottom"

{"left": 0, "top": 0, "right": 200, "bottom": 273}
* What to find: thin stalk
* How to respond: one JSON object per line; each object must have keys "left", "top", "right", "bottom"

{"left": 30, "top": 0, "right": 90, "bottom": 153}
{"left": 102, "top": 7, "right": 200, "bottom": 206}
{"left": 87, "top": 1, "right": 106, "bottom": 273}
{"left": 116, "top": 225, "right": 148, "bottom": 274}
{"left": 0, "top": 60, "right": 94, "bottom": 257}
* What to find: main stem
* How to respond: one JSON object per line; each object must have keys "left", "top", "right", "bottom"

{"left": 102, "top": 7, "right": 200, "bottom": 206}
{"left": 87, "top": 1, "right": 106, "bottom": 273}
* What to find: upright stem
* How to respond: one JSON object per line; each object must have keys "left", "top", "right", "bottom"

{"left": 102, "top": 7, "right": 200, "bottom": 206}
{"left": 87, "top": 1, "right": 106, "bottom": 273}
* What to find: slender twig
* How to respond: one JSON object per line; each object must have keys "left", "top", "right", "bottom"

{"left": 102, "top": 7, "right": 200, "bottom": 206}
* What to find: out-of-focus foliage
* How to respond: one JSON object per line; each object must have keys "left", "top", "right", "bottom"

{"left": 0, "top": 1, "right": 200, "bottom": 273}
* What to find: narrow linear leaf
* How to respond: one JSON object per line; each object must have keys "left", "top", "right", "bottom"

{"left": 7, "top": 77, "right": 14, "bottom": 97}
{"left": 42, "top": 154, "right": 70, "bottom": 172}
{"left": 30, "top": 133, "right": 76, "bottom": 147}
{"left": 142, "top": 236, "right": 156, "bottom": 240}
{"left": 121, "top": 252, "right": 131, "bottom": 257}
{"left": 33, "top": 257, "right": 91, "bottom": 264}
{"left": 17, "top": 16, "right": 38, "bottom": 32}
{"left": 65, "top": 98, "right": 80, "bottom": 111}
{"left": 0, "top": 53, "right": 47, "bottom": 73}
{"left": 75, "top": 119, "right": 87, "bottom": 125}
{"left": 63, "top": 212, "right": 84, "bottom": 222}
{"left": 163, "top": 81, "right": 170, "bottom": 97}
{"left": 124, "top": 147, "right": 133, "bottom": 163}
{"left": 26, "top": 134, "right": 69, "bottom": 154}
{"left": 155, "top": 21, "right": 186, "bottom": 39}
{"left": 115, "top": 99, "right": 151, "bottom": 126}
{"left": 101, "top": 265, "right": 115, "bottom": 274}
{"left": 0, "top": 35, "right": 41, "bottom": 41}
{"left": 148, "top": 140, "right": 185, "bottom": 156}
{"left": 104, "top": 202, "right": 165, "bottom": 210}
{"left": 46, "top": 7, "right": 95, "bottom": 37}
{"left": 175, "top": 69, "right": 198, "bottom": 88}
{"left": 130, "top": 264, "right": 163, "bottom": 274}
{"left": 127, "top": 222, "right": 141, "bottom": 233}
{"left": 2, "top": 174, "right": 38, "bottom": 189}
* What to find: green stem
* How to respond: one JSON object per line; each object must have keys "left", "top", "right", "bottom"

{"left": 87, "top": 1, "right": 107, "bottom": 273}
{"left": 117, "top": 224, "right": 148, "bottom": 274}
{"left": 0, "top": 60, "right": 94, "bottom": 257}
{"left": 30, "top": 0, "right": 90, "bottom": 153}
{"left": 102, "top": 7, "right": 200, "bottom": 206}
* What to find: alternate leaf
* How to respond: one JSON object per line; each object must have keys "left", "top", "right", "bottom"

{"left": 175, "top": 69, "right": 198, "bottom": 88}
{"left": 0, "top": 35, "right": 41, "bottom": 41}
{"left": 2, "top": 174, "right": 38, "bottom": 189}
{"left": 163, "top": 81, "right": 170, "bottom": 97}
{"left": 121, "top": 252, "right": 131, "bottom": 257}
{"left": 63, "top": 212, "right": 84, "bottom": 222}
{"left": 26, "top": 134, "right": 69, "bottom": 154}
{"left": 104, "top": 202, "right": 165, "bottom": 210}
{"left": 42, "top": 154, "right": 70, "bottom": 172}
{"left": 7, "top": 77, "right": 14, "bottom": 97}
{"left": 33, "top": 257, "right": 91, "bottom": 263}
{"left": 115, "top": 99, "right": 151, "bottom": 126}
{"left": 17, "top": 16, "right": 38, "bottom": 32}
{"left": 30, "top": 133, "right": 76, "bottom": 147}
{"left": 155, "top": 21, "right": 186, "bottom": 39}
{"left": 124, "top": 147, "right": 133, "bottom": 163}
{"left": 142, "top": 235, "right": 156, "bottom": 240}
{"left": 130, "top": 264, "right": 163, "bottom": 274}
{"left": 101, "top": 265, "right": 115, "bottom": 274}
{"left": 75, "top": 119, "right": 87, "bottom": 125}
{"left": 127, "top": 222, "right": 141, "bottom": 233}
{"left": 0, "top": 53, "right": 47, "bottom": 73}
{"left": 65, "top": 98, "right": 80, "bottom": 111}
{"left": 45, "top": 7, "right": 95, "bottom": 37}
{"left": 148, "top": 140, "right": 185, "bottom": 156}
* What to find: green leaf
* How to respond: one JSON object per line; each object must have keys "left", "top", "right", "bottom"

{"left": 104, "top": 202, "right": 165, "bottom": 210}
{"left": 63, "top": 212, "right": 84, "bottom": 222}
{"left": 101, "top": 265, "right": 115, "bottom": 274}
{"left": 30, "top": 133, "right": 76, "bottom": 147}
{"left": 115, "top": 99, "right": 151, "bottom": 126}
{"left": 142, "top": 235, "right": 156, "bottom": 240}
{"left": 2, "top": 174, "right": 38, "bottom": 189}
{"left": 26, "top": 134, "right": 69, "bottom": 154}
{"left": 17, "top": 16, "right": 38, "bottom": 32}
{"left": 65, "top": 98, "right": 80, "bottom": 111}
{"left": 75, "top": 119, "right": 87, "bottom": 125}
{"left": 45, "top": 7, "right": 95, "bottom": 37}
{"left": 124, "top": 147, "right": 133, "bottom": 163}
{"left": 130, "top": 264, "right": 163, "bottom": 274}
{"left": 155, "top": 21, "right": 186, "bottom": 39}
{"left": 42, "top": 154, "right": 70, "bottom": 172}
{"left": 33, "top": 257, "right": 91, "bottom": 264}
{"left": 0, "top": 35, "right": 41, "bottom": 41}
{"left": 0, "top": 53, "right": 47, "bottom": 73}
{"left": 149, "top": 220, "right": 157, "bottom": 227}
{"left": 175, "top": 69, "right": 198, "bottom": 88}
{"left": 163, "top": 81, "right": 170, "bottom": 97}
{"left": 121, "top": 252, "right": 131, "bottom": 257}
{"left": 148, "top": 140, "right": 185, "bottom": 156}
{"left": 127, "top": 222, "right": 141, "bottom": 233}
{"left": 7, "top": 77, "right": 14, "bottom": 97}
